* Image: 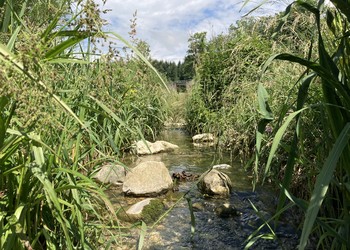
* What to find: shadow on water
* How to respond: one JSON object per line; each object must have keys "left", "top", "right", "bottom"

{"left": 118, "top": 128, "right": 300, "bottom": 249}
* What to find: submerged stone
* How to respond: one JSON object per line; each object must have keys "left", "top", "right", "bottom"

{"left": 215, "top": 203, "right": 242, "bottom": 218}
{"left": 126, "top": 198, "right": 154, "bottom": 220}
{"left": 192, "top": 202, "right": 205, "bottom": 211}
{"left": 141, "top": 199, "right": 164, "bottom": 224}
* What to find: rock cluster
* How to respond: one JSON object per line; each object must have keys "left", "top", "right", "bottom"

{"left": 96, "top": 138, "right": 238, "bottom": 225}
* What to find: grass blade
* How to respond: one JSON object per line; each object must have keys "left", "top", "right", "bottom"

{"left": 44, "top": 33, "right": 91, "bottom": 60}
{"left": 137, "top": 221, "right": 147, "bottom": 250}
{"left": 299, "top": 122, "right": 350, "bottom": 250}
{"left": 263, "top": 107, "right": 307, "bottom": 183}
{"left": 107, "top": 31, "right": 168, "bottom": 91}
{"left": 186, "top": 197, "right": 196, "bottom": 238}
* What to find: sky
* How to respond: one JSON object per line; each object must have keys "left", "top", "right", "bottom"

{"left": 96, "top": 0, "right": 291, "bottom": 62}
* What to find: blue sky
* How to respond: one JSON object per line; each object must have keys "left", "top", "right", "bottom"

{"left": 97, "top": 0, "right": 291, "bottom": 62}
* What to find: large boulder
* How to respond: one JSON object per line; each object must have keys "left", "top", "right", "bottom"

{"left": 197, "top": 169, "right": 232, "bottom": 196}
{"left": 94, "top": 164, "right": 126, "bottom": 186}
{"left": 192, "top": 133, "right": 214, "bottom": 143}
{"left": 122, "top": 161, "right": 173, "bottom": 196}
{"left": 136, "top": 140, "right": 179, "bottom": 155}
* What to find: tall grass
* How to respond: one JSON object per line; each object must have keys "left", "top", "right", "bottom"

{"left": 184, "top": 0, "right": 350, "bottom": 248}
{"left": 0, "top": 0, "right": 167, "bottom": 248}
{"left": 254, "top": 0, "right": 350, "bottom": 248}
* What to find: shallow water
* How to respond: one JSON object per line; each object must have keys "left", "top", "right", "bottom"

{"left": 114, "top": 128, "right": 300, "bottom": 249}
{"left": 143, "top": 129, "right": 300, "bottom": 249}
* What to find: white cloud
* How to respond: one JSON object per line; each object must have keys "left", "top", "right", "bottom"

{"left": 96, "top": 0, "right": 289, "bottom": 62}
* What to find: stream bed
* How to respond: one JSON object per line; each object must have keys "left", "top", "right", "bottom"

{"left": 111, "top": 128, "right": 301, "bottom": 249}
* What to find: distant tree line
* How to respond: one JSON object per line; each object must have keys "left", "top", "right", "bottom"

{"left": 151, "top": 56, "right": 194, "bottom": 82}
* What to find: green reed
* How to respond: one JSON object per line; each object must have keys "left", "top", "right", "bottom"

{"left": 0, "top": 0, "right": 168, "bottom": 249}
{"left": 255, "top": 1, "right": 350, "bottom": 249}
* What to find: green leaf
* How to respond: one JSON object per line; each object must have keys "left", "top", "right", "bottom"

{"left": 329, "top": 0, "right": 350, "bottom": 23}
{"left": 299, "top": 122, "right": 350, "bottom": 250}
{"left": 46, "top": 58, "right": 90, "bottom": 64}
{"left": 44, "top": 34, "right": 90, "bottom": 60}
{"left": 257, "top": 83, "right": 273, "bottom": 120}
{"left": 89, "top": 95, "right": 134, "bottom": 133}
{"left": 271, "top": 53, "right": 350, "bottom": 108}
{"left": 275, "top": 73, "right": 316, "bottom": 220}
{"left": 32, "top": 134, "right": 45, "bottom": 167}
{"left": 0, "top": 96, "right": 9, "bottom": 148}
{"left": 6, "top": 26, "right": 21, "bottom": 51}
{"left": 263, "top": 108, "right": 308, "bottom": 183}
{"left": 30, "top": 164, "right": 73, "bottom": 249}
{"left": 186, "top": 197, "right": 196, "bottom": 237}
{"left": 137, "top": 221, "right": 147, "bottom": 250}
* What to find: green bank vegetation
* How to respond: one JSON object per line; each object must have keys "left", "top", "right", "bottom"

{"left": 2, "top": 0, "right": 350, "bottom": 249}
{"left": 185, "top": 0, "right": 350, "bottom": 248}
{"left": 0, "top": 0, "right": 167, "bottom": 249}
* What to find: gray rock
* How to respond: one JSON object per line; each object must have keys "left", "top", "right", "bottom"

{"left": 136, "top": 140, "right": 179, "bottom": 155}
{"left": 122, "top": 161, "right": 173, "bottom": 196}
{"left": 197, "top": 169, "right": 232, "bottom": 196}
{"left": 212, "top": 164, "right": 232, "bottom": 170}
{"left": 94, "top": 164, "right": 126, "bottom": 186}
{"left": 192, "top": 133, "right": 214, "bottom": 143}
{"left": 126, "top": 198, "right": 154, "bottom": 220}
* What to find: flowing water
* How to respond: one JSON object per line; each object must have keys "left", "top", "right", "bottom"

{"left": 112, "top": 128, "right": 300, "bottom": 249}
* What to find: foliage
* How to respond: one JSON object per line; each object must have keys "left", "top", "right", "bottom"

{"left": 185, "top": 15, "right": 309, "bottom": 159}
{"left": 185, "top": 3, "right": 347, "bottom": 248}
{"left": 0, "top": 0, "right": 167, "bottom": 249}
{"left": 253, "top": 0, "right": 350, "bottom": 249}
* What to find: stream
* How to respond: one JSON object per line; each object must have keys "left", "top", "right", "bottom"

{"left": 110, "top": 128, "right": 301, "bottom": 249}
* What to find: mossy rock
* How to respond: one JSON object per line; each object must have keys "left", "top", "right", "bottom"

{"left": 119, "top": 198, "right": 164, "bottom": 224}
{"left": 141, "top": 199, "right": 164, "bottom": 224}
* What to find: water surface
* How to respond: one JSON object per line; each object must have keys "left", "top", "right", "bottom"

{"left": 141, "top": 129, "right": 300, "bottom": 249}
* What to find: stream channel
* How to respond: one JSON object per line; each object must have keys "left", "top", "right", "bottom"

{"left": 109, "top": 128, "right": 300, "bottom": 249}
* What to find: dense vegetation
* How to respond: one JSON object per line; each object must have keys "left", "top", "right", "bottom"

{"left": 2, "top": 0, "right": 350, "bottom": 249}
{"left": 185, "top": 0, "right": 350, "bottom": 248}
{"left": 0, "top": 0, "right": 167, "bottom": 249}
